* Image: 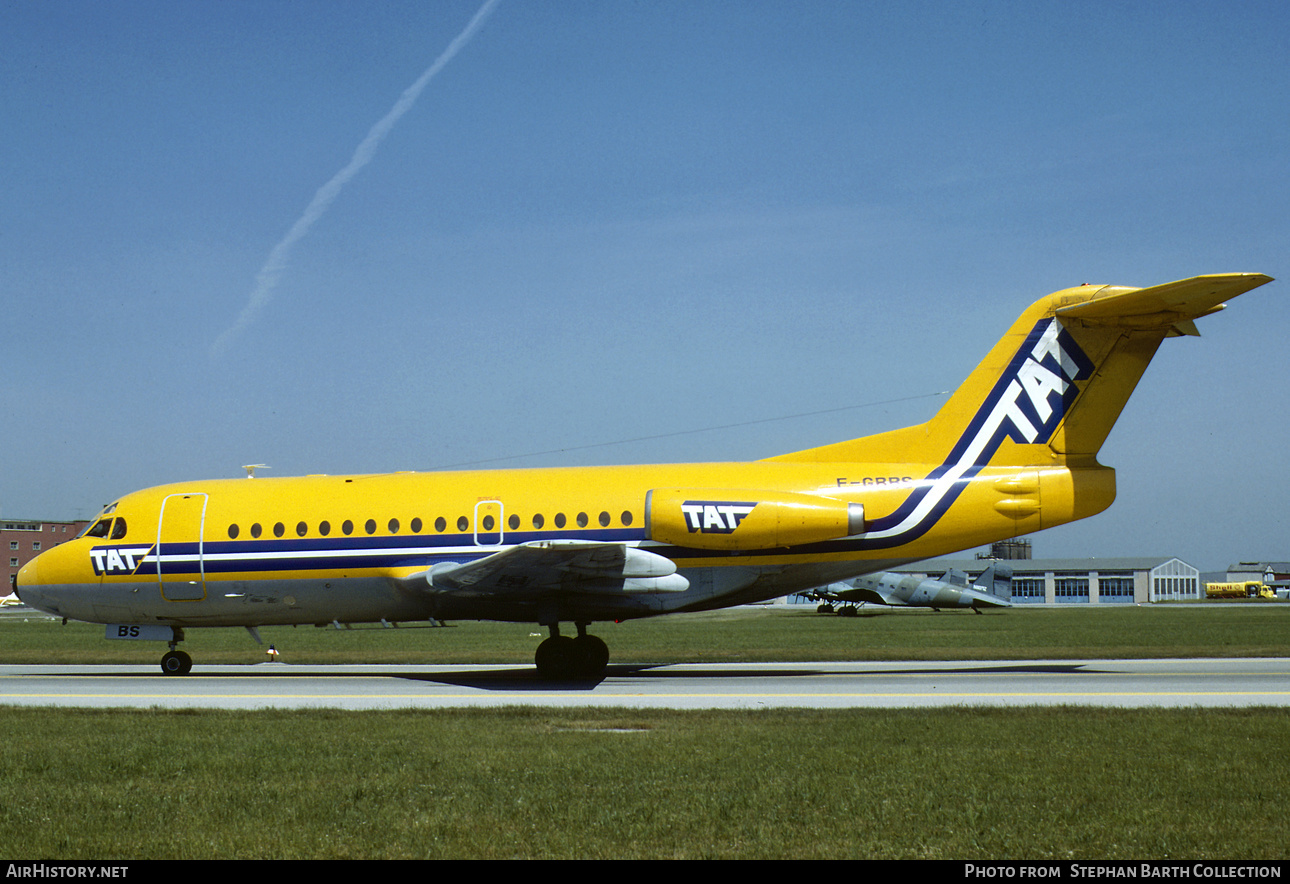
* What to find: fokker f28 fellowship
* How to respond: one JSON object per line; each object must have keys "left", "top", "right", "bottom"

{"left": 17, "top": 273, "right": 1273, "bottom": 678}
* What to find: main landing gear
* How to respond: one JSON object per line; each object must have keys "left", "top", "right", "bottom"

{"left": 534, "top": 623, "right": 609, "bottom": 680}
{"left": 160, "top": 628, "right": 192, "bottom": 675}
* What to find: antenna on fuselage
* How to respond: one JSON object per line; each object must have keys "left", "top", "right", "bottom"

{"left": 242, "top": 464, "right": 269, "bottom": 479}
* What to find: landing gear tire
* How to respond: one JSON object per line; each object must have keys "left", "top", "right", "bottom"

{"left": 817, "top": 603, "right": 834, "bottom": 614}
{"left": 160, "top": 650, "right": 192, "bottom": 676}
{"left": 535, "top": 635, "right": 576, "bottom": 679}
{"left": 573, "top": 634, "right": 609, "bottom": 675}
{"left": 535, "top": 633, "right": 609, "bottom": 680}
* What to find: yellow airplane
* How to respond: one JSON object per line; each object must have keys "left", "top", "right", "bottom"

{"left": 16, "top": 273, "right": 1273, "bottom": 678}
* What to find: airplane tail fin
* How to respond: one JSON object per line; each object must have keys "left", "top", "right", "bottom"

{"left": 770, "top": 273, "right": 1273, "bottom": 469}
{"left": 975, "top": 563, "right": 1013, "bottom": 601}
{"left": 941, "top": 568, "right": 970, "bottom": 587}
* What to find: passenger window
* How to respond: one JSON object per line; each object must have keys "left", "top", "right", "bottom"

{"left": 577, "top": 512, "right": 589, "bottom": 528}
{"left": 342, "top": 520, "right": 354, "bottom": 536}
{"left": 228, "top": 524, "right": 240, "bottom": 539}
{"left": 434, "top": 517, "right": 447, "bottom": 533}
{"left": 411, "top": 518, "right": 423, "bottom": 533}
{"left": 621, "top": 511, "right": 633, "bottom": 526}
{"left": 365, "top": 519, "right": 377, "bottom": 535}
{"left": 388, "top": 518, "right": 400, "bottom": 534}
{"left": 251, "top": 523, "right": 262, "bottom": 538}
{"left": 532, "top": 514, "right": 545, "bottom": 529}
{"left": 456, "top": 516, "right": 468, "bottom": 532}
{"left": 273, "top": 522, "right": 285, "bottom": 538}
{"left": 508, "top": 514, "right": 520, "bottom": 530}
{"left": 111, "top": 518, "right": 128, "bottom": 540}
{"left": 598, "top": 511, "right": 610, "bottom": 527}
{"left": 554, "top": 513, "right": 566, "bottom": 528}
{"left": 296, "top": 521, "right": 307, "bottom": 537}
{"left": 319, "top": 521, "right": 331, "bottom": 536}
{"left": 482, "top": 515, "right": 495, "bottom": 531}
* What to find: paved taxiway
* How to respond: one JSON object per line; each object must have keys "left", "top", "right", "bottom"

{"left": 2, "top": 658, "right": 1288, "bottom": 710}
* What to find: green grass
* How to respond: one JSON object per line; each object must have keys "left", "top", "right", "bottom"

{"left": 2, "top": 604, "right": 1286, "bottom": 859}
{"left": 0, "top": 706, "right": 1286, "bottom": 860}
{"left": 2, "top": 601, "right": 1288, "bottom": 665}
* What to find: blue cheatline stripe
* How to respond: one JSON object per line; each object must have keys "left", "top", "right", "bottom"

{"left": 102, "top": 528, "right": 647, "bottom": 577}
{"left": 842, "top": 318, "right": 1092, "bottom": 549}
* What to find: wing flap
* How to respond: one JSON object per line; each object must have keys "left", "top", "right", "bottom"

{"left": 407, "top": 541, "right": 689, "bottom": 597}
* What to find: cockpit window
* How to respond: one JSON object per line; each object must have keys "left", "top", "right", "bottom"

{"left": 78, "top": 503, "right": 118, "bottom": 538}
{"left": 110, "top": 518, "right": 128, "bottom": 540}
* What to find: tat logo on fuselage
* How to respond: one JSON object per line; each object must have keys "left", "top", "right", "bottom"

{"left": 680, "top": 501, "right": 757, "bottom": 534}
{"left": 90, "top": 545, "right": 153, "bottom": 576}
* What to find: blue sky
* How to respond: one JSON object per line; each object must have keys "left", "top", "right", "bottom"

{"left": 2, "top": 0, "right": 1286, "bottom": 571}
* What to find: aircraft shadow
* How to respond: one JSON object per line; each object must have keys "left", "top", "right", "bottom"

{"left": 392, "top": 661, "right": 1099, "bottom": 691}
{"left": 61, "top": 661, "right": 1101, "bottom": 692}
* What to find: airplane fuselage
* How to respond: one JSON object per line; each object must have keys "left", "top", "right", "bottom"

{"left": 15, "top": 458, "right": 1100, "bottom": 629}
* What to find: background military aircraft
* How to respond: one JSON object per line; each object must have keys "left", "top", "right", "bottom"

{"left": 806, "top": 563, "right": 1012, "bottom": 614}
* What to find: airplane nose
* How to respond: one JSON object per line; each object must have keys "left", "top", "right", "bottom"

{"left": 14, "top": 557, "right": 49, "bottom": 612}
{"left": 15, "top": 556, "right": 37, "bottom": 594}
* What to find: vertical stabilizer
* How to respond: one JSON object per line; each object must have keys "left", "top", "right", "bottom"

{"left": 770, "top": 273, "right": 1273, "bottom": 468}
{"left": 975, "top": 563, "right": 1013, "bottom": 601}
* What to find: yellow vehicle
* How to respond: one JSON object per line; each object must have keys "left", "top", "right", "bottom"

{"left": 1205, "top": 581, "right": 1276, "bottom": 599}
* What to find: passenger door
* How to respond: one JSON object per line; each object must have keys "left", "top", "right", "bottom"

{"left": 157, "top": 492, "right": 208, "bottom": 601}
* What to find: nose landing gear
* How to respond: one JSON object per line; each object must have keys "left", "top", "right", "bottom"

{"left": 161, "top": 649, "right": 192, "bottom": 675}
{"left": 160, "top": 628, "right": 192, "bottom": 675}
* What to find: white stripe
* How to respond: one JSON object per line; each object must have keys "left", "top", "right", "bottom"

{"left": 864, "top": 378, "right": 1029, "bottom": 542}
{"left": 148, "top": 543, "right": 492, "bottom": 568}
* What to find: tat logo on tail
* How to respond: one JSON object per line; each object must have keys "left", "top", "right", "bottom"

{"left": 863, "top": 319, "right": 1095, "bottom": 548}
{"left": 966, "top": 318, "right": 1096, "bottom": 456}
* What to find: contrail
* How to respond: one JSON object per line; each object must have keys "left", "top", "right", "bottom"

{"left": 212, "top": 0, "right": 502, "bottom": 356}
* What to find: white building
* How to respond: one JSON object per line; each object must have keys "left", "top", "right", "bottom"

{"left": 887, "top": 556, "right": 1201, "bottom": 604}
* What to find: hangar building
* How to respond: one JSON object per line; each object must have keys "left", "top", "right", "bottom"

{"left": 887, "top": 556, "right": 1201, "bottom": 604}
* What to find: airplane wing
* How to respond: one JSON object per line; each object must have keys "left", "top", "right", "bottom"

{"left": 815, "top": 582, "right": 895, "bottom": 606}
{"left": 402, "top": 540, "right": 690, "bottom": 597}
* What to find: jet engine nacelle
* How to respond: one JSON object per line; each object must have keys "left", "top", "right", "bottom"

{"left": 644, "top": 488, "right": 864, "bottom": 551}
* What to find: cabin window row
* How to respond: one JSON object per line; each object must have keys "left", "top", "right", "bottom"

{"left": 225, "top": 510, "right": 635, "bottom": 540}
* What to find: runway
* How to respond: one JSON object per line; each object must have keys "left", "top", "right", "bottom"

{"left": 2, "top": 658, "right": 1288, "bottom": 710}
